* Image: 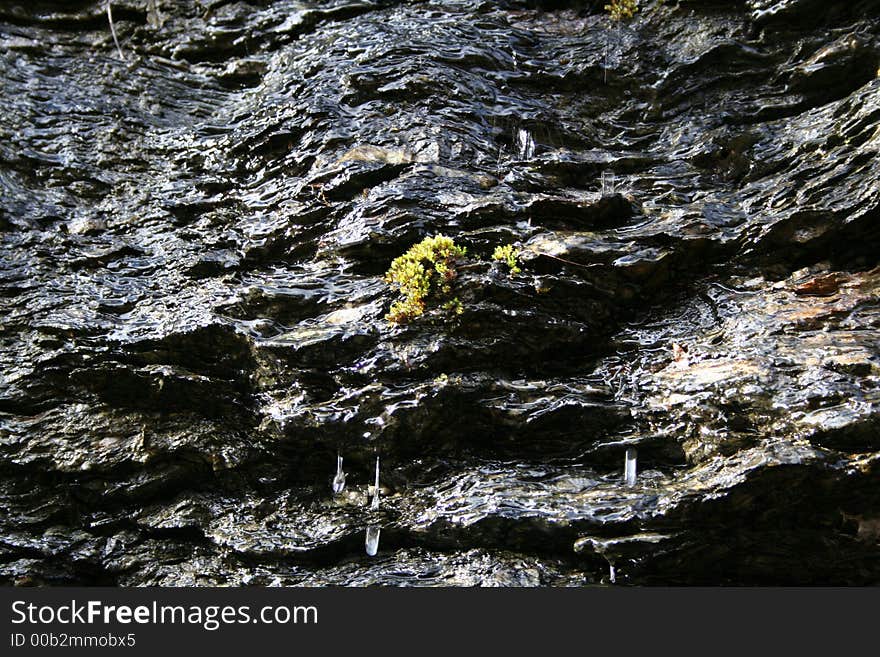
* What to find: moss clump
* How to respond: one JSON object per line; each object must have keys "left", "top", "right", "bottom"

{"left": 605, "top": 0, "right": 638, "bottom": 20}
{"left": 492, "top": 244, "right": 522, "bottom": 276}
{"left": 384, "top": 234, "right": 467, "bottom": 323}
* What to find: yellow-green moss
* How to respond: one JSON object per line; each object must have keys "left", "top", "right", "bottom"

{"left": 492, "top": 244, "right": 522, "bottom": 276}
{"left": 605, "top": 0, "right": 638, "bottom": 20}
{"left": 384, "top": 234, "right": 467, "bottom": 323}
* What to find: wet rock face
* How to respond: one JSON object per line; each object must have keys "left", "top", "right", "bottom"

{"left": 1, "top": 0, "right": 879, "bottom": 586}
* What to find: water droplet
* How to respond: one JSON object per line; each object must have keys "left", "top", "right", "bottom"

{"left": 332, "top": 454, "right": 346, "bottom": 494}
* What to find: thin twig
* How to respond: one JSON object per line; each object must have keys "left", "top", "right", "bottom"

{"left": 106, "top": 2, "right": 126, "bottom": 61}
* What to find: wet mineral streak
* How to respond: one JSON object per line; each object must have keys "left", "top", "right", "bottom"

{"left": 1, "top": 0, "right": 879, "bottom": 585}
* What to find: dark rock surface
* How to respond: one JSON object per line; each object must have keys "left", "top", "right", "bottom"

{"left": 1, "top": 0, "right": 879, "bottom": 585}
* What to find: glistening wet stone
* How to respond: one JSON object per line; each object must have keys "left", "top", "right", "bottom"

{"left": 1, "top": 0, "right": 879, "bottom": 585}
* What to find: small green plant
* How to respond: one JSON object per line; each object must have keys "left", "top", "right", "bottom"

{"left": 492, "top": 244, "right": 522, "bottom": 276}
{"left": 384, "top": 237, "right": 528, "bottom": 323}
{"left": 384, "top": 234, "right": 467, "bottom": 323}
{"left": 605, "top": 0, "right": 638, "bottom": 20}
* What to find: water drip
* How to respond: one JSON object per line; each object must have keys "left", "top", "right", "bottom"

{"left": 365, "top": 526, "right": 380, "bottom": 556}
{"left": 332, "top": 454, "right": 346, "bottom": 494}
{"left": 371, "top": 456, "right": 380, "bottom": 510}
{"left": 516, "top": 128, "right": 536, "bottom": 160}
{"left": 624, "top": 448, "right": 637, "bottom": 487}
{"left": 601, "top": 170, "right": 616, "bottom": 196}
